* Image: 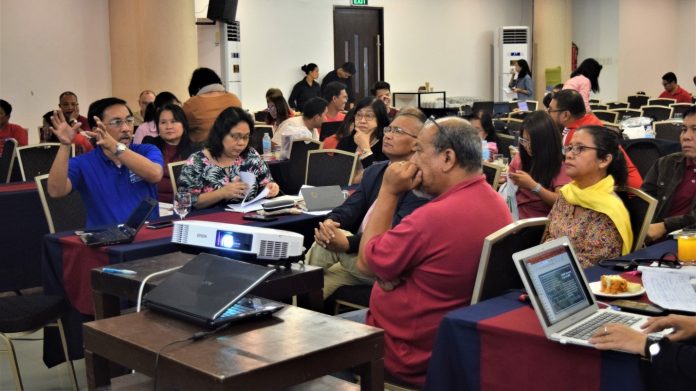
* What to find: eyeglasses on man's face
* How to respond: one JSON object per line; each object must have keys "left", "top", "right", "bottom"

{"left": 384, "top": 126, "right": 417, "bottom": 138}
{"left": 562, "top": 144, "right": 602, "bottom": 156}
{"left": 106, "top": 117, "right": 135, "bottom": 128}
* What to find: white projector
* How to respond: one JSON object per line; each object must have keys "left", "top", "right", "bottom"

{"left": 171, "top": 220, "right": 305, "bottom": 260}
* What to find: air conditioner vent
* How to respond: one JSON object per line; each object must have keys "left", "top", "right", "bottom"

{"left": 226, "top": 21, "right": 240, "bottom": 42}
{"left": 502, "top": 29, "right": 528, "bottom": 44}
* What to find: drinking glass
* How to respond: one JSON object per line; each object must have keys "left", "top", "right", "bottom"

{"left": 174, "top": 191, "right": 192, "bottom": 220}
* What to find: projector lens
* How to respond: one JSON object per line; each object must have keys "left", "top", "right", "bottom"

{"left": 219, "top": 233, "right": 235, "bottom": 249}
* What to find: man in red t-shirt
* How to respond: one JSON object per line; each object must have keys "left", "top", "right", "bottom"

{"left": 658, "top": 72, "right": 693, "bottom": 104}
{"left": 549, "top": 89, "right": 643, "bottom": 188}
{"left": 356, "top": 117, "right": 512, "bottom": 386}
{"left": 59, "top": 91, "right": 91, "bottom": 132}
{"left": 0, "top": 99, "right": 28, "bottom": 154}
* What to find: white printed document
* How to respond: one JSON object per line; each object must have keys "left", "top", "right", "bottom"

{"left": 638, "top": 266, "right": 696, "bottom": 313}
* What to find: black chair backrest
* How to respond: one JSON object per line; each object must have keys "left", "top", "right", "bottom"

{"left": 648, "top": 98, "right": 676, "bottom": 107}
{"left": 606, "top": 102, "right": 628, "bottom": 110}
{"left": 590, "top": 103, "right": 608, "bottom": 111}
{"left": 35, "top": 174, "right": 86, "bottom": 233}
{"left": 526, "top": 101, "right": 537, "bottom": 111}
{"left": 482, "top": 162, "right": 502, "bottom": 190}
{"left": 16, "top": 143, "right": 63, "bottom": 181}
{"left": 285, "top": 139, "right": 321, "bottom": 194}
{"left": 641, "top": 106, "right": 673, "bottom": 122}
{"left": 670, "top": 103, "right": 692, "bottom": 119}
{"left": 627, "top": 95, "right": 650, "bottom": 109}
{"left": 168, "top": 161, "right": 186, "bottom": 196}
{"left": 653, "top": 121, "right": 683, "bottom": 143}
{"left": 0, "top": 139, "right": 18, "bottom": 183}
{"left": 305, "top": 150, "right": 357, "bottom": 187}
{"left": 623, "top": 140, "right": 662, "bottom": 178}
{"left": 508, "top": 111, "right": 530, "bottom": 121}
{"left": 496, "top": 133, "right": 517, "bottom": 160}
{"left": 249, "top": 125, "right": 273, "bottom": 155}
{"left": 615, "top": 187, "right": 657, "bottom": 252}
{"left": 610, "top": 108, "right": 641, "bottom": 121}
{"left": 471, "top": 218, "right": 548, "bottom": 304}
{"left": 593, "top": 110, "right": 618, "bottom": 124}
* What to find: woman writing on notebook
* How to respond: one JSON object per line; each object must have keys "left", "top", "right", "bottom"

{"left": 543, "top": 125, "right": 633, "bottom": 268}
{"left": 178, "top": 107, "right": 279, "bottom": 209}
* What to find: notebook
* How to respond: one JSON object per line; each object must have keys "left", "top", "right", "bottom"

{"left": 143, "top": 253, "right": 283, "bottom": 328}
{"left": 78, "top": 197, "right": 158, "bottom": 246}
{"left": 300, "top": 185, "right": 345, "bottom": 212}
{"left": 512, "top": 237, "right": 647, "bottom": 348}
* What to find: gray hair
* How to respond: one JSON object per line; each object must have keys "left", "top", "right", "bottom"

{"left": 431, "top": 116, "right": 482, "bottom": 171}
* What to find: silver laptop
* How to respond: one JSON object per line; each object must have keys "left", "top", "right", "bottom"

{"left": 512, "top": 237, "right": 647, "bottom": 348}
{"left": 300, "top": 185, "right": 345, "bottom": 212}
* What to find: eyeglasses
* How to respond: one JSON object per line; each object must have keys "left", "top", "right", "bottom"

{"left": 228, "top": 133, "right": 250, "bottom": 142}
{"left": 562, "top": 144, "right": 603, "bottom": 155}
{"left": 425, "top": 115, "right": 445, "bottom": 134}
{"left": 355, "top": 111, "right": 376, "bottom": 121}
{"left": 107, "top": 117, "right": 135, "bottom": 128}
{"left": 383, "top": 126, "right": 417, "bottom": 138}
{"left": 518, "top": 137, "right": 530, "bottom": 147}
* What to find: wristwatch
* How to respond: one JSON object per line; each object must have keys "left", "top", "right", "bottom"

{"left": 531, "top": 183, "right": 542, "bottom": 194}
{"left": 644, "top": 333, "right": 665, "bottom": 361}
{"left": 113, "top": 142, "right": 127, "bottom": 157}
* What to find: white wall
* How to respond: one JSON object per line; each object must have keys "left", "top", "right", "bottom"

{"left": 195, "top": 0, "right": 534, "bottom": 112}
{"left": 0, "top": 0, "right": 112, "bottom": 143}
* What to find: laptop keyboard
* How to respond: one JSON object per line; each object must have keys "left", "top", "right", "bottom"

{"left": 561, "top": 312, "right": 642, "bottom": 341}
{"left": 219, "top": 299, "right": 257, "bottom": 319}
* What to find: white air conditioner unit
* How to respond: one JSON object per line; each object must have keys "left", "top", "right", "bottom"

{"left": 494, "top": 26, "right": 530, "bottom": 102}
{"left": 220, "top": 21, "right": 241, "bottom": 98}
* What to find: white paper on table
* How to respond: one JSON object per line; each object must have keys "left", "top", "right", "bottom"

{"left": 225, "top": 187, "right": 270, "bottom": 213}
{"left": 638, "top": 266, "right": 696, "bottom": 312}
{"left": 159, "top": 202, "right": 174, "bottom": 217}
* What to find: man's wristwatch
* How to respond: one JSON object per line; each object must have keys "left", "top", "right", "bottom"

{"left": 113, "top": 142, "right": 127, "bottom": 157}
{"left": 68, "top": 119, "right": 78, "bottom": 126}
{"left": 644, "top": 333, "right": 665, "bottom": 361}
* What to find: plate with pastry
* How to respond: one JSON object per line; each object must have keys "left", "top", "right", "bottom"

{"left": 589, "top": 275, "right": 645, "bottom": 298}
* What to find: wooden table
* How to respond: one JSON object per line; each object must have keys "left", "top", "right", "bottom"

{"left": 91, "top": 252, "right": 324, "bottom": 319}
{"left": 84, "top": 306, "right": 384, "bottom": 390}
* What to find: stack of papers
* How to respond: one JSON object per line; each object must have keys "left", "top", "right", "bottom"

{"left": 638, "top": 266, "right": 696, "bottom": 313}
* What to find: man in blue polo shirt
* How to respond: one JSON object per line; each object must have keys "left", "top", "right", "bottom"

{"left": 47, "top": 97, "right": 163, "bottom": 228}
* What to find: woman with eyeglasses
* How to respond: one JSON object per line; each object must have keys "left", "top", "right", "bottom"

{"left": 336, "top": 97, "right": 390, "bottom": 183}
{"left": 543, "top": 125, "right": 633, "bottom": 268}
{"left": 142, "top": 104, "right": 200, "bottom": 202}
{"left": 178, "top": 107, "right": 279, "bottom": 209}
{"left": 507, "top": 111, "right": 570, "bottom": 218}
{"left": 264, "top": 88, "right": 294, "bottom": 130}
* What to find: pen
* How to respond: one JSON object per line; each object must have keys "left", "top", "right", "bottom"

{"left": 102, "top": 267, "right": 137, "bottom": 275}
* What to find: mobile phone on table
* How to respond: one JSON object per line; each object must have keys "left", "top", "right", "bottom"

{"left": 146, "top": 220, "right": 174, "bottom": 229}
{"left": 612, "top": 300, "right": 666, "bottom": 316}
{"left": 243, "top": 214, "right": 277, "bottom": 222}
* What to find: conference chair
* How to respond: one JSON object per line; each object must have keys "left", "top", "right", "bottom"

{"left": 669, "top": 103, "right": 692, "bottom": 119}
{"left": 606, "top": 101, "right": 629, "bottom": 110}
{"left": 610, "top": 108, "right": 642, "bottom": 121}
{"left": 590, "top": 103, "right": 608, "bottom": 111}
{"left": 593, "top": 110, "right": 619, "bottom": 124}
{"left": 305, "top": 149, "right": 357, "bottom": 187}
{"left": 493, "top": 118, "right": 523, "bottom": 136}
{"left": 471, "top": 217, "right": 549, "bottom": 304}
{"left": 482, "top": 162, "right": 503, "bottom": 191}
{"left": 253, "top": 110, "right": 268, "bottom": 123}
{"left": 35, "top": 174, "right": 86, "bottom": 233}
{"left": 249, "top": 125, "right": 273, "bottom": 154}
{"left": 640, "top": 106, "right": 673, "bottom": 122}
{"left": 615, "top": 187, "right": 658, "bottom": 252}
{"left": 496, "top": 133, "right": 517, "bottom": 160}
{"left": 589, "top": 99, "right": 600, "bottom": 104}
{"left": 330, "top": 285, "right": 372, "bottom": 315}
{"left": 0, "top": 295, "right": 78, "bottom": 391}
{"left": 16, "top": 143, "right": 73, "bottom": 181}
{"left": 285, "top": 138, "right": 321, "bottom": 195}
{"left": 647, "top": 98, "right": 676, "bottom": 107}
{"left": 167, "top": 161, "right": 186, "bottom": 197}
{"left": 508, "top": 111, "right": 530, "bottom": 121}
{"left": 525, "top": 100, "right": 538, "bottom": 111}
{"left": 627, "top": 95, "right": 650, "bottom": 109}
{"left": 623, "top": 139, "right": 662, "bottom": 178}
{"left": 0, "top": 139, "right": 18, "bottom": 183}
{"left": 653, "top": 120, "right": 684, "bottom": 143}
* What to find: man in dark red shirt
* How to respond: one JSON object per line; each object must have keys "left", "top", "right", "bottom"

{"left": 642, "top": 105, "right": 696, "bottom": 241}
{"left": 549, "top": 89, "right": 643, "bottom": 189}
{"left": 0, "top": 99, "right": 28, "bottom": 154}
{"left": 658, "top": 72, "right": 693, "bottom": 104}
{"left": 59, "top": 91, "right": 91, "bottom": 132}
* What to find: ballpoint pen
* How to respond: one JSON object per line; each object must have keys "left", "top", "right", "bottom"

{"left": 102, "top": 267, "right": 137, "bottom": 275}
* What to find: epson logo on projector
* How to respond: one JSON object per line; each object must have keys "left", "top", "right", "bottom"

{"left": 197, "top": 234, "right": 207, "bottom": 238}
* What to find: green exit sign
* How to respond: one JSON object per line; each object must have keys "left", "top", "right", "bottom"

{"left": 352, "top": 0, "right": 368, "bottom": 5}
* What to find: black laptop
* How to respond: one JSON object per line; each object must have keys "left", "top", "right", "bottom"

{"left": 79, "top": 197, "right": 158, "bottom": 246}
{"left": 143, "top": 253, "right": 283, "bottom": 328}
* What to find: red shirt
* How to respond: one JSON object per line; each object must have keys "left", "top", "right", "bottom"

{"left": 668, "top": 158, "right": 696, "bottom": 217}
{"left": 323, "top": 111, "right": 345, "bottom": 123}
{"left": 659, "top": 86, "right": 693, "bottom": 104}
{"left": 0, "top": 123, "right": 28, "bottom": 154}
{"left": 364, "top": 176, "right": 512, "bottom": 386}
{"left": 563, "top": 114, "right": 643, "bottom": 189}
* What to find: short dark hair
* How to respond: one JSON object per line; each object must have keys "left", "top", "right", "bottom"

{"left": 553, "top": 89, "right": 586, "bottom": 117}
{"left": 87, "top": 97, "right": 132, "bottom": 129}
{"left": 207, "top": 106, "right": 254, "bottom": 159}
{"left": 301, "top": 63, "right": 318, "bottom": 75}
{"left": 576, "top": 125, "right": 627, "bottom": 187}
{"left": 662, "top": 72, "right": 677, "bottom": 84}
{"left": 371, "top": 81, "right": 391, "bottom": 96}
{"left": 431, "top": 117, "right": 482, "bottom": 171}
{"left": 59, "top": 91, "right": 77, "bottom": 101}
{"left": 302, "top": 97, "right": 329, "bottom": 119}
{"left": 682, "top": 105, "right": 696, "bottom": 120}
{"left": 187, "top": 67, "right": 223, "bottom": 97}
{"left": 394, "top": 107, "right": 426, "bottom": 123}
{"left": 0, "top": 99, "right": 12, "bottom": 116}
{"left": 322, "top": 81, "right": 346, "bottom": 102}
{"left": 340, "top": 62, "right": 356, "bottom": 75}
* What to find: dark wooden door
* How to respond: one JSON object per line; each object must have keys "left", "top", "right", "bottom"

{"left": 333, "top": 6, "right": 384, "bottom": 102}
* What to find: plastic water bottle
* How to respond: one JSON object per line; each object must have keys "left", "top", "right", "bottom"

{"left": 262, "top": 133, "right": 272, "bottom": 157}
{"left": 481, "top": 139, "right": 490, "bottom": 161}
{"left": 644, "top": 124, "right": 655, "bottom": 138}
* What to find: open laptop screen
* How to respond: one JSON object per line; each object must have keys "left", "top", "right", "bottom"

{"left": 124, "top": 197, "right": 158, "bottom": 230}
{"left": 519, "top": 243, "right": 593, "bottom": 326}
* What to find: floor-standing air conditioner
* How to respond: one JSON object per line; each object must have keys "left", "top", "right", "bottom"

{"left": 220, "top": 21, "right": 241, "bottom": 98}
{"left": 494, "top": 26, "right": 530, "bottom": 102}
